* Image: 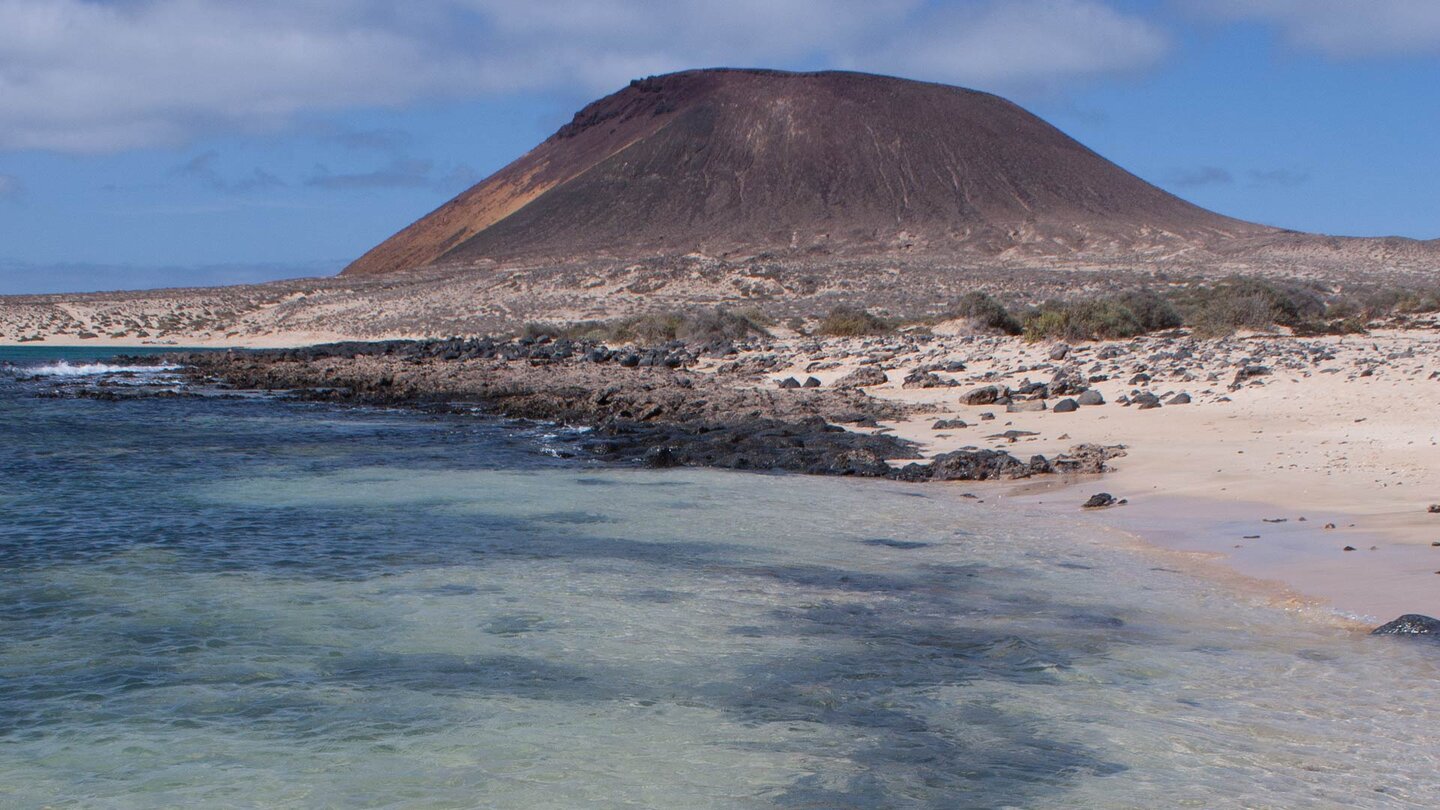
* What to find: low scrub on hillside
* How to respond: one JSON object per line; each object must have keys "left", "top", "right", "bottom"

{"left": 939, "top": 291, "right": 1023, "bottom": 335}
{"left": 817, "top": 306, "right": 894, "bottom": 337}
{"left": 1169, "top": 277, "right": 1325, "bottom": 338}
{"left": 524, "top": 307, "right": 770, "bottom": 344}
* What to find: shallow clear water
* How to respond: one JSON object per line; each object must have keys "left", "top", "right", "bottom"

{"left": 3, "top": 349, "right": 1439, "bottom": 808}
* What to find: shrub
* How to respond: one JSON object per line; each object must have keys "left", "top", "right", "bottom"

{"left": 1114, "top": 289, "right": 1183, "bottom": 332}
{"left": 1022, "top": 299, "right": 1146, "bottom": 342}
{"left": 817, "top": 306, "right": 893, "bottom": 337}
{"left": 1174, "top": 276, "right": 1325, "bottom": 337}
{"left": 942, "top": 291, "right": 1022, "bottom": 335}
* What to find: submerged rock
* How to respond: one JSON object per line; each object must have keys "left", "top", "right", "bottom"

{"left": 1372, "top": 614, "right": 1440, "bottom": 636}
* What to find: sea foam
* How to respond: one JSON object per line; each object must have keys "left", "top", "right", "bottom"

{"left": 21, "top": 360, "right": 182, "bottom": 377}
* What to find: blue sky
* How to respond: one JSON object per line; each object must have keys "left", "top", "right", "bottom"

{"left": 1, "top": 0, "right": 1437, "bottom": 294}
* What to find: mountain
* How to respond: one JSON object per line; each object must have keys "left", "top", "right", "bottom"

{"left": 343, "top": 68, "right": 1281, "bottom": 278}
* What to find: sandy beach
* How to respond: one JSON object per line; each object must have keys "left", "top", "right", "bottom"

{"left": 752, "top": 328, "right": 1440, "bottom": 623}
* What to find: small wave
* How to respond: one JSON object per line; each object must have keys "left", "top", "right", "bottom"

{"left": 21, "top": 361, "right": 182, "bottom": 378}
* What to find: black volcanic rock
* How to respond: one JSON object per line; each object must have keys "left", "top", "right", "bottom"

{"left": 1372, "top": 614, "right": 1440, "bottom": 636}
{"left": 343, "top": 68, "right": 1267, "bottom": 277}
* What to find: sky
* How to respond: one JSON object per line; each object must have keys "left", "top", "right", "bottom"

{"left": 0, "top": 0, "right": 1437, "bottom": 294}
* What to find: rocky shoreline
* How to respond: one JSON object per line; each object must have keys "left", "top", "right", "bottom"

{"left": 156, "top": 337, "right": 1121, "bottom": 482}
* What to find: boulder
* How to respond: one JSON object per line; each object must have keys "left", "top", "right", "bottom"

{"left": 1053, "top": 398, "right": 1079, "bottom": 413}
{"left": 1231, "top": 365, "right": 1271, "bottom": 389}
{"left": 1132, "top": 392, "right": 1162, "bottom": 410}
{"left": 931, "top": 418, "right": 968, "bottom": 430}
{"left": 1168, "top": 392, "right": 1192, "bottom": 404}
{"left": 834, "top": 366, "right": 889, "bottom": 388}
{"left": 1372, "top": 614, "right": 1440, "bottom": 636}
{"left": 1049, "top": 366, "right": 1088, "bottom": 396}
{"left": 777, "top": 377, "right": 801, "bottom": 389}
{"left": 1049, "top": 344, "right": 1071, "bottom": 361}
{"left": 1052, "top": 444, "right": 1126, "bottom": 474}
{"left": 1006, "top": 400, "right": 1047, "bottom": 413}
{"left": 1076, "top": 389, "right": 1105, "bottom": 406}
{"left": 959, "top": 384, "right": 1002, "bottom": 406}
{"left": 803, "top": 376, "right": 822, "bottom": 388}
{"left": 902, "top": 370, "right": 952, "bottom": 389}
{"left": 1083, "top": 493, "right": 1117, "bottom": 509}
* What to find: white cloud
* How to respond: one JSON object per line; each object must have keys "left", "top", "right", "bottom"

{"left": 0, "top": 0, "right": 1169, "bottom": 153}
{"left": 861, "top": 0, "right": 1169, "bottom": 90}
{"left": 1193, "top": 0, "right": 1440, "bottom": 57}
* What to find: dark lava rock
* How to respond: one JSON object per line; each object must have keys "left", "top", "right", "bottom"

{"left": 1231, "top": 365, "right": 1271, "bottom": 388}
{"left": 902, "top": 370, "right": 953, "bottom": 389}
{"left": 1076, "top": 389, "right": 1105, "bottom": 406}
{"left": 1052, "top": 444, "right": 1125, "bottom": 474}
{"left": 1371, "top": 614, "right": 1440, "bottom": 636}
{"left": 1053, "top": 398, "right": 1079, "bottom": 413}
{"left": 834, "top": 366, "right": 889, "bottom": 388}
{"left": 1168, "top": 392, "right": 1192, "bottom": 405}
{"left": 803, "top": 376, "right": 822, "bottom": 388}
{"left": 1049, "top": 366, "right": 1088, "bottom": 396}
{"left": 1132, "top": 392, "right": 1162, "bottom": 410}
{"left": 931, "top": 418, "right": 968, "bottom": 430}
{"left": 777, "top": 377, "right": 801, "bottom": 389}
{"left": 959, "top": 385, "right": 1002, "bottom": 406}
{"left": 643, "top": 446, "right": 680, "bottom": 468}
{"left": 1083, "top": 493, "right": 1118, "bottom": 509}
{"left": 978, "top": 412, "right": 996, "bottom": 421}
{"left": 899, "top": 449, "right": 1045, "bottom": 482}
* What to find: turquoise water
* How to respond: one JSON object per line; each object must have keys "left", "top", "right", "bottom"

{"left": 3, "top": 350, "right": 1440, "bottom": 808}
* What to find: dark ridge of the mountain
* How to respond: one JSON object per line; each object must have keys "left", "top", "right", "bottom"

{"left": 341, "top": 68, "right": 1278, "bottom": 277}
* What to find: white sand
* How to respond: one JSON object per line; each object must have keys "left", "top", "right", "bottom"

{"left": 759, "top": 328, "right": 1440, "bottom": 622}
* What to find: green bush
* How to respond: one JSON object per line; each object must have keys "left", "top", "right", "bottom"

{"left": 1022, "top": 299, "right": 1147, "bottom": 342}
{"left": 817, "top": 306, "right": 894, "bottom": 337}
{"left": 942, "top": 291, "right": 1022, "bottom": 335}
{"left": 1173, "top": 276, "right": 1325, "bottom": 337}
{"left": 1114, "top": 289, "right": 1183, "bottom": 332}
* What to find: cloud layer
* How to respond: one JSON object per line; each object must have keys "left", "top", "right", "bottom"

{"left": 1194, "top": 0, "right": 1440, "bottom": 57}
{"left": 0, "top": 0, "right": 1168, "bottom": 153}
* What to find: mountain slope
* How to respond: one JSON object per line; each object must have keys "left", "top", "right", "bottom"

{"left": 342, "top": 68, "right": 1273, "bottom": 277}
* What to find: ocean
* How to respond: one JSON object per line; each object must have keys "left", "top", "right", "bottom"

{"left": 2, "top": 346, "right": 1438, "bottom": 808}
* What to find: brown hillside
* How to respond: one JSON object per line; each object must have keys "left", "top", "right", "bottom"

{"left": 342, "top": 68, "right": 1274, "bottom": 277}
